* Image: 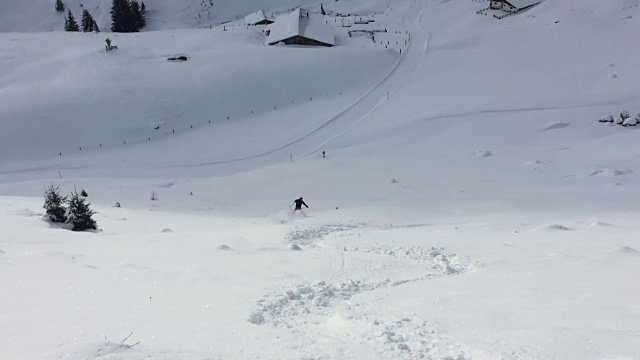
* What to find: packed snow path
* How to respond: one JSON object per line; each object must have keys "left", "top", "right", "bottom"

{"left": 177, "top": 0, "right": 430, "bottom": 169}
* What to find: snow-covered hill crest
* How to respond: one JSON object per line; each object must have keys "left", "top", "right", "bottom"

{"left": 0, "top": 0, "right": 403, "bottom": 32}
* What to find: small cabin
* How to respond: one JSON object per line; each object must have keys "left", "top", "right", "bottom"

{"left": 267, "top": 9, "right": 335, "bottom": 47}
{"left": 245, "top": 10, "right": 274, "bottom": 26}
{"left": 490, "top": 0, "right": 542, "bottom": 13}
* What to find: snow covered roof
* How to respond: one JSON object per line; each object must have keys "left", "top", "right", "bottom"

{"left": 245, "top": 10, "right": 274, "bottom": 25}
{"left": 503, "top": 0, "right": 542, "bottom": 9}
{"left": 268, "top": 9, "right": 335, "bottom": 46}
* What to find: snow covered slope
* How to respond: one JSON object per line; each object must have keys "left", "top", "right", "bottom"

{"left": 1, "top": 0, "right": 640, "bottom": 359}
{"left": 0, "top": 0, "right": 402, "bottom": 32}
{"left": 0, "top": 28, "right": 399, "bottom": 167}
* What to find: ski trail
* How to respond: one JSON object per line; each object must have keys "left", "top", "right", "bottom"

{"left": 172, "top": 0, "right": 429, "bottom": 168}
{"left": 301, "top": 0, "right": 431, "bottom": 157}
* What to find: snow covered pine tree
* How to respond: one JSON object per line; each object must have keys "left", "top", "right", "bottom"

{"left": 81, "top": 9, "right": 98, "bottom": 32}
{"left": 64, "top": 9, "right": 80, "bottom": 31}
{"left": 66, "top": 190, "right": 98, "bottom": 231}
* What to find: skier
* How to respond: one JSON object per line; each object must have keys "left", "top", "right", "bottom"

{"left": 293, "top": 197, "right": 309, "bottom": 211}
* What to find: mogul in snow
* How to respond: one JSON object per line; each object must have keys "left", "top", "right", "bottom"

{"left": 293, "top": 197, "right": 309, "bottom": 211}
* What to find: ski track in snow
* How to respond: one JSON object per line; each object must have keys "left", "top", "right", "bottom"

{"left": 303, "top": 0, "right": 431, "bottom": 156}
{"left": 284, "top": 222, "right": 428, "bottom": 247}
{"left": 3, "top": 0, "right": 640, "bottom": 358}
{"left": 251, "top": 218, "right": 477, "bottom": 359}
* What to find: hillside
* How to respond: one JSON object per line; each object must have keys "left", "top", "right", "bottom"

{"left": 0, "top": 0, "right": 402, "bottom": 32}
{"left": 1, "top": 0, "right": 640, "bottom": 359}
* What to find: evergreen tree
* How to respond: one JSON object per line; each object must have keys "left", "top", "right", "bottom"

{"left": 110, "top": 0, "right": 146, "bottom": 32}
{"left": 130, "top": 0, "right": 143, "bottom": 32}
{"left": 139, "top": 1, "right": 147, "bottom": 27}
{"left": 43, "top": 184, "right": 68, "bottom": 223}
{"left": 65, "top": 9, "right": 80, "bottom": 31}
{"left": 93, "top": 19, "right": 100, "bottom": 32}
{"left": 81, "top": 9, "right": 95, "bottom": 32}
{"left": 55, "top": 0, "right": 65, "bottom": 12}
{"left": 66, "top": 190, "right": 97, "bottom": 231}
{"left": 321, "top": 4, "right": 326, "bottom": 15}
{"left": 111, "top": 0, "right": 131, "bottom": 32}
{"left": 123, "top": 0, "right": 137, "bottom": 31}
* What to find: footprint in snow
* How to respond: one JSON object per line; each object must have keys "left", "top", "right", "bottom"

{"left": 543, "top": 224, "right": 572, "bottom": 231}
{"left": 473, "top": 150, "right": 492, "bottom": 158}
{"left": 541, "top": 122, "right": 570, "bottom": 131}
{"left": 289, "top": 243, "right": 303, "bottom": 251}
{"left": 589, "top": 168, "right": 633, "bottom": 177}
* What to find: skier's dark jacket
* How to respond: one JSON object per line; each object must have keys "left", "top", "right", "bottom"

{"left": 294, "top": 198, "right": 308, "bottom": 210}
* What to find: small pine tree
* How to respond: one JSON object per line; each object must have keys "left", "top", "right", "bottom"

{"left": 321, "top": 4, "right": 326, "bottom": 15}
{"left": 65, "top": 9, "right": 80, "bottom": 31}
{"left": 81, "top": 9, "right": 93, "bottom": 32}
{"left": 66, "top": 190, "right": 97, "bottom": 231}
{"left": 55, "top": 0, "right": 65, "bottom": 12}
{"left": 43, "top": 184, "right": 68, "bottom": 223}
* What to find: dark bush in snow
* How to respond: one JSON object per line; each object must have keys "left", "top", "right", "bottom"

{"left": 167, "top": 56, "right": 189, "bottom": 61}
{"left": 55, "top": 0, "right": 65, "bottom": 12}
{"left": 43, "top": 184, "right": 68, "bottom": 223}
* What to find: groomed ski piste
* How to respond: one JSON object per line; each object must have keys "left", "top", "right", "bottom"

{"left": 1, "top": 0, "right": 640, "bottom": 359}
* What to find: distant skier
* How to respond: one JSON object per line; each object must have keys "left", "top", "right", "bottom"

{"left": 293, "top": 197, "right": 309, "bottom": 211}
